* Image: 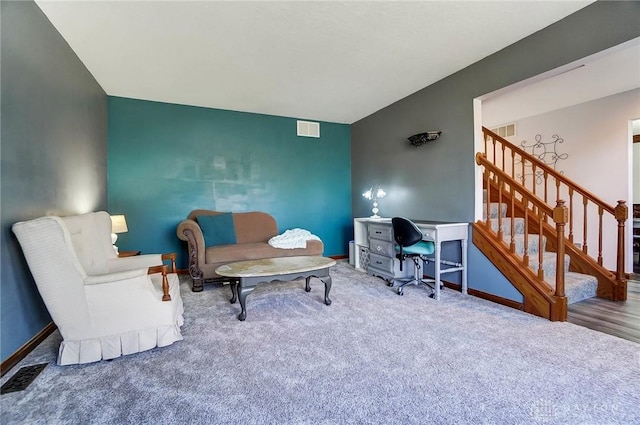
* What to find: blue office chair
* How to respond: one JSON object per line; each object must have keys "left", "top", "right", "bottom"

{"left": 391, "top": 217, "right": 436, "bottom": 296}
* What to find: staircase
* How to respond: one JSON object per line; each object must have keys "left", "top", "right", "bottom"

{"left": 474, "top": 128, "right": 628, "bottom": 321}
{"left": 485, "top": 195, "right": 598, "bottom": 305}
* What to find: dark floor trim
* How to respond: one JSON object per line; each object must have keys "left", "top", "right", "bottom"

{"left": 1, "top": 322, "right": 56, "bottom": 377}
{"left": 438, "top": 279, "right": 525, "bottom": 311}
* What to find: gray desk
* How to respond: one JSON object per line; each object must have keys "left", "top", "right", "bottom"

{"left": 354, "top": 218, "right": 468, "bottom": 300}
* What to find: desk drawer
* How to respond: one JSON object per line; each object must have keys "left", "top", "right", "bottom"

{"left": 368, "top": 253, "right": 394, "bottom": 274}
{"left": 369, "top": 224, "right": 393, "bottom": 242}
{"left": 369, "top": 239, "right": 396, "bottom": 258}
{"left": 421, "top": 229, "right": 436, "bottom": 241}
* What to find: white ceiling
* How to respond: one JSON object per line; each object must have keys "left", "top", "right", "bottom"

{"left": 482, "top": 38, "right": 640, "bottom": 127}
{"left": 35, "top": 0, "right": 595, "bottom": 124}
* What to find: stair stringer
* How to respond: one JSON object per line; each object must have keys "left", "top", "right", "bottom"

{"left": 472, "top": 221, "right": 568, "bottom": 321}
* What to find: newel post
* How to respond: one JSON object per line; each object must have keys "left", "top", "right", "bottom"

{"left": 553, "top": 200, "right": 568, "bottom": 298}
{"left": 614, "top": 200, "right": 628, "bottom": 282}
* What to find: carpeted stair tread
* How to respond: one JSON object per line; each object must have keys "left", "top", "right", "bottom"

{"left": 483, "top": 202, "right": 507, "bottom": 220}
{"left": 489, "top": 217, "right": 526, "bottom": 236}
{"left": 564, "top": 272, "right": 598, "bottom": 304}
{"left": 528, "top": 251, "right": 570, "bottom": 275}
{"left": 549, "top": 272, "right": 598, "bottom": 305}
{"left": 503, "top": 233, "right": 546, "bottom": 254}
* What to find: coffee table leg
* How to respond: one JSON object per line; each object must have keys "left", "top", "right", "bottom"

{"left": 318, "top": 275, "right": 332, "bottom": 305}
{"left": 230, "top": 281, "right": 238, "bottom": 304}
{"left": 238, "top": 283, "right": 255, "bottom": 321}
{"left": 304, "top": 277, "right": 311, "bottom": 292}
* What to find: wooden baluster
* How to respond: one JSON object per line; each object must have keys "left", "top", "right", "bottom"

{"left": 521, "top": 155, "right": 525, "bottom": 186}
{"left": 522, "top": 198, "right": 529, "bottom": 267}
{"left": 614, "top": 201, "right": 628, "bottom": 282}
{"left": 497, "top": 180, "right": 504, "bottom": 240}
{"left": 509, "top": 186, "right": 516, "bottom": 253}
{"left": 501, "top": 144, "right": 506, "bottom": 173}
{"left": 537, "top": 213, "right": 544, "bottom": 280}
{"left": 532, "top": 163, "right": 537, "bottom": 198}
{"left": 553, "top": 200, "right": 568, "bottom": 298}
{"left": 543, "top": 169, "right": 548, "bottom": 204}
{"left": 492, "top": 136, "right": 496, "bottom": 165}
{"left": 582, "top": 196, "right": 588, "bottom": 254}
{"left": 555, "top": 178, "right": 560, "bottom": 205}
{"left": 484, "top": 131, "right": 488, "bottom": 156}
{"left": 485, "top": 171, "right": 491, "bottom": 227}
{"left": 511, "top": 150, "right": 515, "bottom": 182}
{"left": 597, "top": 206, "right": 604, "bottom": 266}
{"left": 568, "top": 187, "right": 574, "bottom": 243}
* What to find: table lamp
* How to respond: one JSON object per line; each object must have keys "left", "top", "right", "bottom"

{"left": 110, "top": 214, "right": 128, "bottom": 254}
{"left": 362, "top": 187, "right": 386, "bottom": 218}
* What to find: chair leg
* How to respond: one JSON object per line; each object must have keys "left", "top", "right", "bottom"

{"left": 394, "top": 256, "right": 439, "bottom": 297}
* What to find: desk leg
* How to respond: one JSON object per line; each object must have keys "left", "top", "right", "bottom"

{"left": 434, "top": 241, "right": 442, "bottom": 300}
{"left": 461, "top": 239, "right": 468, "bottom": 295}
{"left": 238, "top": 281, "right": 256, "bottom": 321}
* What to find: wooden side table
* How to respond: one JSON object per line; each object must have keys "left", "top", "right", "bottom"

{"left": 118, "top": 250, "right": 141, "bottom": 257}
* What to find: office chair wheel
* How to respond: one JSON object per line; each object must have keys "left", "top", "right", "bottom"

{"left": 397, "top": 289, "right": 403, "bottom": 296}
{"left": 429, "top": 293, "right": 435, "bottom": 299}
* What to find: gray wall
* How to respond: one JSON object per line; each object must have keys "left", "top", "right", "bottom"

{"left": 1, "top": 1, "right": 107, "bottom": 361}
{"left": 351, "top": 1, "right": 640, "bottom": 299}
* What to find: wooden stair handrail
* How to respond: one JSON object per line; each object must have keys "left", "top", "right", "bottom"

{"left": 476, "top": 153, "right": 553, "bottom": 216}
{"left": 478, "top": 126, "right": 627, "bottom": 313}
{"left": 482, "top": 127, "right": 627, "bottom": 279}
{"left": 482, "top": 127, "right": 616, "bottom": 215}
{"left": 477, "top": 154, "right": 567, "bottom": 297}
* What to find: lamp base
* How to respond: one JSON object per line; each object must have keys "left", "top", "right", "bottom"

{"left": 111, "top": 233, "right": 119, "bottom": 254}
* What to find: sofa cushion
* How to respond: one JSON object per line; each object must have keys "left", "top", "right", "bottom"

{"left": 197, "top": 213, "right": 237, "bottom": 247}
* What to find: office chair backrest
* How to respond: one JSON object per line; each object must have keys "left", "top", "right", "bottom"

{"left": 392, "top": 217, "right": 423, "bottom": 248}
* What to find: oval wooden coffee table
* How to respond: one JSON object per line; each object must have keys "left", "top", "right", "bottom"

{"left": 215, "top": 256, "right": 336, "bottom": 321}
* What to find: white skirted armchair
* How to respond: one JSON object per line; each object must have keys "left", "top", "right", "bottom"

{"left": 12, "top": 211, "right": 184, "bottom": 365}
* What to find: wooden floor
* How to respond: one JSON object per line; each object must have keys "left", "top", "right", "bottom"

{"left": 567, "top": 276, "right": 640, "bottom": 344}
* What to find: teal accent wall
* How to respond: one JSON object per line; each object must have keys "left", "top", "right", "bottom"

{"left": 108, "top": 97, "right": 351, "bottom": 268}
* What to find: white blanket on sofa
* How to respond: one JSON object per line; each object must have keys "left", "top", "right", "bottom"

{"left": 268, "top": 228, "right": 321, "bottom": 249}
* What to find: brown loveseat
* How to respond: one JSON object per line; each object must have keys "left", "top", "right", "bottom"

{"left": 176, "top": 210, "right": 324, "bottom": 291}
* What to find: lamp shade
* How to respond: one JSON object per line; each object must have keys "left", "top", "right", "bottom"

{"left": 110, "top": 215, "right": 128, "bottom": 234}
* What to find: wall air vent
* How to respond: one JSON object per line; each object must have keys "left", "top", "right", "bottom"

{"left": 297, "top": 120, "right": 320, "bottom": 138}
{"left": 491, "top": 123, "right": 516, "bottom": 138}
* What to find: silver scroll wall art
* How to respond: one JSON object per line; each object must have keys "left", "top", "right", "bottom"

{"left": 516, "top": 133, "right": 568, "bottom": 185}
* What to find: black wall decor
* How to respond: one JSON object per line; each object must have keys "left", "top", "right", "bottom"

{"left": 407, "top": 131, "right": 441, "bottom": 147}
